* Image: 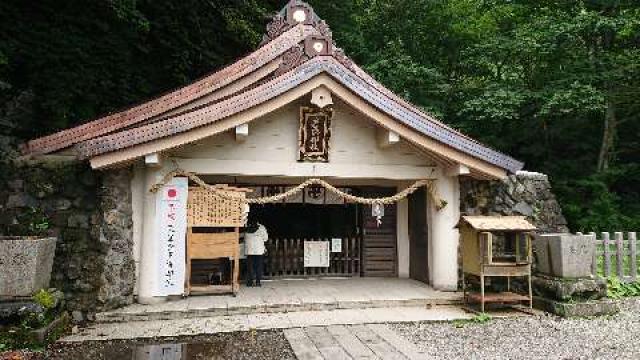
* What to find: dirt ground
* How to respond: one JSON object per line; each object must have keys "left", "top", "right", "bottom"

{"left": 2, "top": 330, "right": 294, "bottom": 360}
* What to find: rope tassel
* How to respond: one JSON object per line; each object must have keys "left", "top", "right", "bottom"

{"left": 150, "top": 168, "right": 447, "bottom": 211}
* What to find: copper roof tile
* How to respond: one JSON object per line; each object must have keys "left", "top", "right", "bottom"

{"left": 27, "top": 1, "right": 524, "bottom": 174}
{"left": 25, "top": 24, "right": 319, "bottom": 155}
{"left": 75, "top": 56, "right": 523, "bottom": 173}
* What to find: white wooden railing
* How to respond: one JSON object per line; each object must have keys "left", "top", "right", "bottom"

{"left": 578, "top": 232, "right": 638, "bottom": 282}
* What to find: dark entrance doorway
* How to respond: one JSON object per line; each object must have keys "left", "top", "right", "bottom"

{"left": 409, "top": 187, "right": 429, "bottom": 283}
{"left": 251, "top": 202, "right": 362, "bottom": 277}
{"left": 248, "top": 186, "right": 399, "bottom": 278}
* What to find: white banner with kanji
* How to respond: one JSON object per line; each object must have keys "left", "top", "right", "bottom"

{"left": 154, "top": 177, "right": 188, "bottom": 296}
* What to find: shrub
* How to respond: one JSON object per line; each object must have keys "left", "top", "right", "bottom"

{"left": 32, "top": 289, "right": 56, "bottom": 310}
{"left": 607, "top": 277, "right": 640, "bottom": 299}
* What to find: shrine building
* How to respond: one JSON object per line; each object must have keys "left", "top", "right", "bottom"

{"left": 23, "top": 1, "right": 523, "bottom": 305}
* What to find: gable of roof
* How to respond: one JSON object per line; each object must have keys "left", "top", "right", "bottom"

{"left": 24, "top": 0, "right": 524, "bottom": 176}
{"left": 23, "top": 24, "right": 319, "bottom": 155}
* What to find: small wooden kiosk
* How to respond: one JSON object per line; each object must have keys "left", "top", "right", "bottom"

{"left": 186, "top": 185, "right": 250, "bottom": 296}
{"left": 459, "top": 216, "right": 536, "bottom": 312}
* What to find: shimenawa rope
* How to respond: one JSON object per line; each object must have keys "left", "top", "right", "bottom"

{"left": 150, "top": 169, "right": 447, "bottom": 210}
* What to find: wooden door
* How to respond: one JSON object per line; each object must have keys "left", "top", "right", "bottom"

{"left": 361, "top": 188, "right": 398, "bottom": 277}
{"left": 409, "top": 188, "right": 429, "bottom": 283}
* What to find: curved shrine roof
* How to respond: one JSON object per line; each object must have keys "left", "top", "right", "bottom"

{"left": 24, "top": 0, "right": 524, "bottom": 176}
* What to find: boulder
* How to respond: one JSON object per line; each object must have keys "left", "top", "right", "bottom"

{"left": 533, "top": 296, "right": 619, "bottom": 317}
{"left": 532, "top": 275, "right": 607, "bottom": 301}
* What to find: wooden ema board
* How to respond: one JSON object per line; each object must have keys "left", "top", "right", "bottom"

{"left": 187, "top": 186, "right": 249, "bottom": 228}
{"left": 186, "top": 185, "right": 250, "bottom": 296}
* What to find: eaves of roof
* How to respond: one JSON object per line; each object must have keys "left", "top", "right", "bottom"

{"left": 24, "top": 0, "right": 524, "bottom": 176}
{"left": 23, "top": 24, "right": 319, "bottom": 155}
{"left": 75, "top": 56, "right": 524, "bottom": 173}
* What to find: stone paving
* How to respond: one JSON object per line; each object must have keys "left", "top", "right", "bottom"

{"left": 96, "top": 278, "right": 462, "bottom": 323}
{"left": 61, "top": 306, "right": 471, "bottom": 342}
{"left": 284, "top": 324, "right": 427, "bottom": 360}
{"left": 63, "top": 278, "right": 471, "bottom": 359}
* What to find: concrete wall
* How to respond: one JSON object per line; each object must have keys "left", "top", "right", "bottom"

{"left": 396, "top": 183, "right": 411, "bottom": 279}
{"left": 136, "top": 166, "right": 163, "bottom": 304}
{"left": 427, "top": 172, "right": 461, "bottom": 291}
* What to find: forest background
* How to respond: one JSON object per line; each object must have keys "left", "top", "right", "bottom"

{"left": 0, "top": 0, "right": 638, "bottom": 231}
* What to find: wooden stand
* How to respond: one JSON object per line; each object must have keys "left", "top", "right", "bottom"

{"left": 185, "top": 185, "right": 251, "bottom": 296}
{"left": 459, "top": 216, "right": 536, "bottom": 313}
{"left": 462, "top": 263, "right": 533, "bottom": 313}
{"left": 186, "top": 228, "right": 240, "bottom": 296}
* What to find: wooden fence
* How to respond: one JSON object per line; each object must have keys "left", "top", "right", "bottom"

{"left": 579, "top": 232, "right": 638, "bottom": 282}
{"left": 265, "top": 237, "right": 361, "bottom": 278}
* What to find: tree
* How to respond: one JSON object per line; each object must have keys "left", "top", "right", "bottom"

{"left": 1, "top": 0, "right": 639, "bottom": 231}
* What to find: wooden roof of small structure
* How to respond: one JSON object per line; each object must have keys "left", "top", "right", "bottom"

{"left": 23, "top": 0, "right": 524, "bottom": 178}
{"left": 459, "top": 216, "right": 537, "bottom": 232}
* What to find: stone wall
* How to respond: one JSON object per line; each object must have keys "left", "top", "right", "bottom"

{"left": 460, "top": 171, "right": 569, "bottom": 233}
{"left": 97, "top": 169, "right": 135, "bottom": 309}
{"left": 0, "top": 160, "right": 134, "bottom": 319}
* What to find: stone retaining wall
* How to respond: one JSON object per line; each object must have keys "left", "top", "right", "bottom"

{"left": 0, "top": 160, "right": 134, "bottom": 319}
{"left": 460, "top": 170, "right": 569, "bottom": 233}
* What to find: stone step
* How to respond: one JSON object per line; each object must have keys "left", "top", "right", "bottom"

{"left": 64, "top": 307, "right": 473, "bottom": 342}
{"left": 95, "top": 297, "right": 462, "bottom": 323}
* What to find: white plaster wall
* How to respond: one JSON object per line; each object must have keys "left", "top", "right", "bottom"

{"left": 169, "top": 99, "right": 437, "bottom": 281}
{"left": 137, "top": 167, "right": 167, "bottom": 304}
{"left": 134, "top": 97, "right": 463, "bottom": 298}
{"left": 172, "top": 99, "right": 433, "bottom": 167}
{"left": 396, "top": 182, "right": 411, "bottom": 279}
{"left": 428, "top": 172, "right": 461, "bottom": 291}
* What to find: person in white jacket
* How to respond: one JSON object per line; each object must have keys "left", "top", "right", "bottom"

{"left": 244, "top": 219, "right": 268, "bottom": 287}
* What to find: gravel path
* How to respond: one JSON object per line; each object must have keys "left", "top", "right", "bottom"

{"left": 391, "top": 299, "right": 640, "bottom": 360}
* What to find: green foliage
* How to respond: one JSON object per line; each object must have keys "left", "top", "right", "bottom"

{"left": 0, "top": 290, "right": 61, "bottom": 351}
{"left": 607, "top": 277, "right": 640, "bottom": 299}
{"left": 9, "top": 207, "right": 50, "bottom": 237}
{"left": 32, "top": 289, "right": 56, "bottom": 310}
{"left": 0, "top": 0, "right": 639, "bottom": 232}
{"left": 558, "top": 167, "right": 640, "bottom": 232}
{"left": 453, "top": 312, "right": 492, "bottom": 328}
{"left": 310, "top": 0, "right": 640, "bottom": 232}
{"left": 472, "top": 312, "right": 493, "bottom": 323}
{"left": 0, "top": 0, "right": 276, "bottom": 138}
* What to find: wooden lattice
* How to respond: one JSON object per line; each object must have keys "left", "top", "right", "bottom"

{"left": 187, "top": 186, "right": 250, "bottom": 227}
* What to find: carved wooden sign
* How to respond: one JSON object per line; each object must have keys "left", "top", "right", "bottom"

{"left": 298, "top": 106, "right": 332, "bottom": 162}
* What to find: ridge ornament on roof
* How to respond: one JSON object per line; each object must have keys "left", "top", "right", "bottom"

{"left": 261, "top": 0, "right": 352, "bottom": 72}
{"left": 23, "top": 0, "right": 525, "bottom": 178}
{"left": 261, "top": 0, "right": 331, "bottom": 46}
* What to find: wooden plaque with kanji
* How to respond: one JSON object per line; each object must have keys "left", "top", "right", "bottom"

{"left": 298, "top": 106, "right": 332, "bottom": 162}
